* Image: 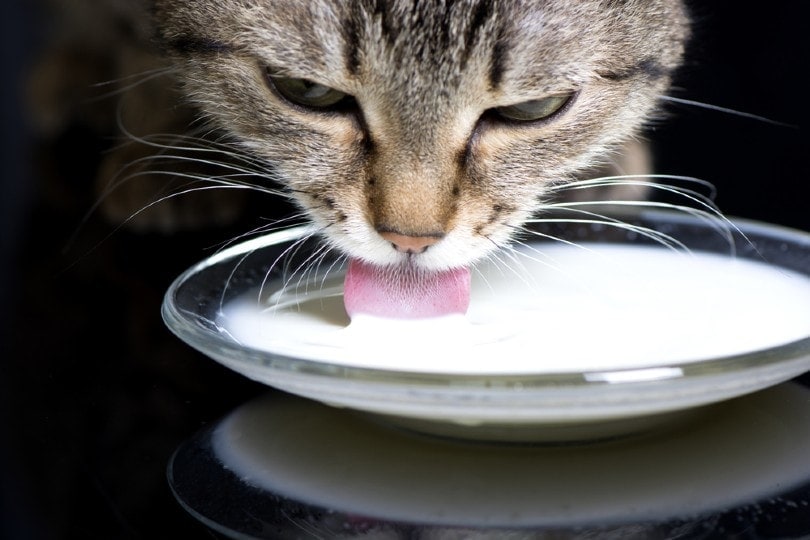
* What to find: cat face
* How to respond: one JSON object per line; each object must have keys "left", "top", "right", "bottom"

{"left": 155, "top": 0, "right": 688, "bottom": 271}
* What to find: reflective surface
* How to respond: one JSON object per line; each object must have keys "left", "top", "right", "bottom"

{"left": 169, "top": 382, "right": 810, "bottom": 539}
{"left": 4, "top": 3, "right": 806, "bottom": 538}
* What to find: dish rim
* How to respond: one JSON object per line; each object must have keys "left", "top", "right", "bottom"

{"left": 161, "top": 210, "right": 810, "bottom": 389}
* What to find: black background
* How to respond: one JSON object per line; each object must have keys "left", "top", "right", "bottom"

{"left": 1, "top": 2, "right": 808, "bottom": 539}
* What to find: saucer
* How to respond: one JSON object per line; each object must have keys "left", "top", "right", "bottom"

{"left": 162, "top": 209, "right": 810, "bottom": 441}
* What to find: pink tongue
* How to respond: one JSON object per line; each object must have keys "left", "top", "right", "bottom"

{"left": 344, "top": 259, "right": 471, "bottom": 319}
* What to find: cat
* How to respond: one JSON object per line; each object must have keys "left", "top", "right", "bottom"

{"left": 30, "top": 0, "right": 689, "bottom": 271}
{"left": 149, "top": 0, "right": 689, "bottom": 274}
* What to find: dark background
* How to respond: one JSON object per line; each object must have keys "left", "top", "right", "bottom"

{"left": 1, "top": 2, "right": 808, "bottom": 539}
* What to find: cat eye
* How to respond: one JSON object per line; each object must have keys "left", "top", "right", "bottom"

{"left": 494, "top": 92, "right": 576, "bottom": 123}
{"left": 265, "top": 70, "right": 350, "bottom": 110}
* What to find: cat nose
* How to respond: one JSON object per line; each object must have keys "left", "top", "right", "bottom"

{"left": 378, "top": 231, "right": 443, "bottom": 254}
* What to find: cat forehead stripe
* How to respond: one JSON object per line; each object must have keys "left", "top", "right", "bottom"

{"left": 341, "top": 0, "right": 500, "bottom": 80}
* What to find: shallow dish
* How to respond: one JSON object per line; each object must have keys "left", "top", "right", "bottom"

{"left": 162, "top": 209, "right": 810, "bottom": 441}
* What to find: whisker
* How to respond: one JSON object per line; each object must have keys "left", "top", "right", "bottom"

{"left": 490, "top": 242, "right": 538, "bottom": 291}
{"left": 85, "top": 67, "right": 177, "bottom": 103}
{"left": 208, "top": 213, "right": 310, "bottom": 255}
{"left": 95, "top": 165, "right": 287, "bottom": 214}
{"left": 64, "top": 181, "right": 262, "bottom": 270}
{"left": 504, "top": 236, "right": 566, "bottom": 275}
{"left": 509, "top": 223, "right": 602, "bottom": 253}
{"left": 658, "top": 95, "right": 795, "bottom": 128}
{"left": 555, "top": 200, "right": 726, "bottom": 244}
{"left": 90, "top": 66, "right": 177, "bottom": 88}
{"left": 115, "top": 148, "right": 279, "bottom": 178}
{"left": 70, "top": 128, "right": 287, "bottom": 251}
{"left": 305, "top": 246, "right": 332, "bottom": 288}
{"left": 259, "top": 223, "right": 335, "bottom": 312}
{"left": 218, "top": 226, "right": 318, "bottom": 314}
{"left": 483, "top": 249, "right": 510, "bottom": 279}
{"left": 103, "top": 133, "right": 280, "bottom": 183}
{"left": 319, "top": 252, "right": 348, "bottom": 292}
{"left": 111, "top": 108, "right": 280, "bottom": 176}
{"left": 471, "top": 263, "right": 496, "bottom": 296}
{"left": 550, "top": 174, "right": 718, "bottom": 203}
{"left": 506, "top": 228, "right": 615, "bottom": 293}
{"left": 89, "top": 170, "right": 288, "bottom": 231}
{"left": 131, "top": 183, "right": 258, "bottom": 218}
{"left": 544, "top": 173, "right": 756, "bottom": 254}
{"left": 258, "top": 229, "right": 323, "bottom": 309}
{"left": 130, "top": 133, "right": 278, "bottom": 175}
{"left": 526, "top": 215, "right": 690, "bottom": 252}
{"left": 290, "top": 242, "right": 332, "bottom": 300}
{"left": 219, "top": 249, "right": 262, "bottom": 314}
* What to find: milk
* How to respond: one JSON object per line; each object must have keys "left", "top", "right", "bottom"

{"left": 219, "top": 244, "right": 810, "bottom": 374}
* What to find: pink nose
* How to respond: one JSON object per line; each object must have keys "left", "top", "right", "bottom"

{"left": 379, "top": 231, "right": 442, "bottom": 254}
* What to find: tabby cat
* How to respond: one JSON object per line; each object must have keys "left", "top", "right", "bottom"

{"left": 148, "top": 0, "right": 688, "bottom": 274}
{"left": 30, "top": 1, "right": 687, "bottom": 273}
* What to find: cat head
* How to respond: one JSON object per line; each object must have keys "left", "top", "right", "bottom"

{"left": 155, "top": 0, "right": 689, "bottom": 271}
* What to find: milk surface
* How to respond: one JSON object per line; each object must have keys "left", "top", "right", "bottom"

{"left": 220, "top": 244, "right": 810, "bottom": 374}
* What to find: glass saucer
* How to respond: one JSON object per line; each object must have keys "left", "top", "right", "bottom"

{"left": 162, "top": 209, "right": 810, "bottom": 441}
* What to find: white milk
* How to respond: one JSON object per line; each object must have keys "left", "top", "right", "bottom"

{"left": 219, "top": 244, "right": 810, "bottom": 374}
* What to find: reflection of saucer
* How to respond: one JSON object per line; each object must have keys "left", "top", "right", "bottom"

{"left": 169, "top": 383, "right": 810, "bottom": 538}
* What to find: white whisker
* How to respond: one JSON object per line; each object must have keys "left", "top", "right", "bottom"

{"left": 219, "top": 248, "right": 260, "bottom": 314}
{"left": 526, "top": 215, "right": 689, "bottom": 252}
{"left": 319, "top": 252, "right": 348, "bottom": 291}
{"left": 471, "top": 256, "right": 498, "bottom": 296}
{"left": 511, "top": 224, "right": 601, "bottom": 253}
{"left": 505, "top": 236, "right": 566, "bottom": 274}
{"left": 291, "top": 242, "right": 332, "bottom": 299}
{"left": 261, "top": 228, "right": 331, "bottom": 311}
{"left": 258, "top": 229, "right": 322, "bottom": 310}
{"left": 209, "top": 213, "right": 310, "bottom": 255}
{"left": 543, "top": 173, "right": 757, "bottom": 255}
{"left": 658, "top": 95, "right": 795, "bottom": 128}
{"left": 560, "top": 200, "right": 731, "bottom": 244}
{"left": 85, "top": 67, "right": 177, "bottom": 103}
